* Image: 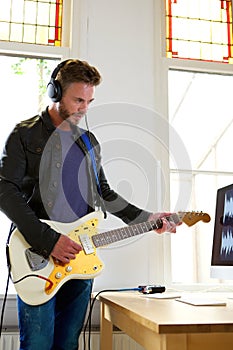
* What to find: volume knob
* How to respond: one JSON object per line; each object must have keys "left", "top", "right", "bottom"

{"left": 55, "top": 272, "right": 62, "bottom": 279}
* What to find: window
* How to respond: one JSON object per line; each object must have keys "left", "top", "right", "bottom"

{"left": 162, "top": 0, "right": 233, "bottom": 287}
{"left": 0, "top": 56, "right": 59, "bottom": 294}
{"left": 0, "top": 0, "right": 63, "bottom": 46}
{"left": 166, "top": 0, "right": 233, "bottom": 63}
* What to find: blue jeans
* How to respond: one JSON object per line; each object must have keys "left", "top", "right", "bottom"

{"left": 17, "top": 279, "right": 93, "bottom": 350}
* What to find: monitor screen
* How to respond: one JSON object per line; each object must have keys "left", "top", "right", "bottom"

{"left": 211, "top": 183, "right": 233, "bottom": 280}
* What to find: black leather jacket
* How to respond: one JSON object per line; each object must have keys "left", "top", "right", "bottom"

{"left": 0, "top": 108, "right": 150, "bottom": 257}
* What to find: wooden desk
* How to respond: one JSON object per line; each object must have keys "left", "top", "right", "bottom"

{"left": 99, "top": 292, "right": 233, "bottom": 350}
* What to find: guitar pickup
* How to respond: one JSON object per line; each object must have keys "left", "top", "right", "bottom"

{"left": 79, "top": 234, "right": 95, "bottom": 255}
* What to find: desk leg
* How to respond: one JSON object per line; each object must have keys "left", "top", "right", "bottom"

{"left": 100, "top": 302, "right": 113, "bottom": 350}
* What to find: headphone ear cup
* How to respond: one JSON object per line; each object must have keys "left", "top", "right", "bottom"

{"left": 47, "top": 79, "right": 62, "bottom": 102}
{"left": 47, "top": 60, "right": 70, "bottom": 102}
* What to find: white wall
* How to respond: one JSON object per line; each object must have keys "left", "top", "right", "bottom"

{"left": 74, "top": 0, "right": 169, "bottom": 293}
{"left": 78, "top": 0, "right": 156, "bottom": 108}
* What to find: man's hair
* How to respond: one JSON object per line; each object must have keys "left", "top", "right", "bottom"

{"left": 57, "top": 59, "right": 102, "bottom": 93}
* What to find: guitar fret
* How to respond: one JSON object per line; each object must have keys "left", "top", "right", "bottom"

{"left": 92, "top": 221, "right": 156, "bottom": 248}
{"left": 133, "top": 224, "right": 143, "bottom": 235}
{"left": 139, "top": 222, "right": 152, "bottom": 232}
{"left": 148, "top": 221, "right": 157, "bottom": 231}
{"left": 120, "top": 228, "right": 129, "bottom": 239}
{"left": 103, "top": 232, "right": 115, "bottom": 244}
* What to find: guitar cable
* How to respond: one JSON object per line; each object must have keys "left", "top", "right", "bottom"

{"left": 0, "top": 263, "right": 11, "bottom": 340}
{"left": 82, "top": 284, "right": 166, "bottom": 350}
{"left": 82, "top": 287, "right": 145, "bottom": 350}
{"left": 0, "top": 223, "right": 15, "bottom": 340}
{"left": 12, "top": 274, "right": 54, "bottom": 291}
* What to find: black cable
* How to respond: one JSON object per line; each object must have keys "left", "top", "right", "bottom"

{"left": 0, "top": 224, "right": 15, "bottom": 339}
{"left": 82, "top": 287, "right": 142, "bottom": 350}
{"left": 0, "top": 265, "right": 11, "bottom": 339}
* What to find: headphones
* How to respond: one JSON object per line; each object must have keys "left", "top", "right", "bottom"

{"left": 47, "top": 60, "right": 70, "bottom": 102}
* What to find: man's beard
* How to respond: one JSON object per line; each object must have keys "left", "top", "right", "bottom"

{"left": 58, "top": 103, "right": 84, "bottom": 126}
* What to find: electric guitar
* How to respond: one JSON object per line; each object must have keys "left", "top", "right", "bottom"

{"left": 8, "top": 211, "right": 210, "bottom": 305}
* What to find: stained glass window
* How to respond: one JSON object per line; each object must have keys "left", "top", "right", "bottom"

{"left": 166, "top": 0, "right": 233, "bottom": 63}
{"left": 0, "top": 0, "right": 63, "bottom": 46}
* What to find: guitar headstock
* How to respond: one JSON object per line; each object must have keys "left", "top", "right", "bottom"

{"left": 179, "top": 211, "right": 211, "bottom": 227}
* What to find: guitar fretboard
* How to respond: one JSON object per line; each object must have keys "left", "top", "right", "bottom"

{"left": 92, "top": 219, "right": 163, "bottom": 248}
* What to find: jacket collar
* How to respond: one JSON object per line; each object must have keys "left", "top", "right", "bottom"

{"left": 41, "top": 107, "right": 56, "bottom": 134}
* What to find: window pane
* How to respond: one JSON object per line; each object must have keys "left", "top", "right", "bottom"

{"left": 23, "top": 25, "right": 36, "bottom": 44}
{"left": 0, "top": 23, "right": 10, "bottom": 40}
{"left": 10, "top": 24, "right": 23, "bottom": 42}
{"left": 0, "top": 2, "right": 11, "bottom": 21}
{"left": 36, "top": 26, "right": 49, "bottom": 45}
{"left": 11, "top": 0, "right": 24, "bottom": 23}
{"left": 24, "top": 2, "right": 37, "bottom": 25}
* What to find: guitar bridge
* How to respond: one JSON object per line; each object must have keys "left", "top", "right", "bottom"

{"left": 79, "top": 234, "right": 95, "bottom": 255}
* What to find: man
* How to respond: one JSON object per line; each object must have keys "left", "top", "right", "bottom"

{"left": 0, "top": 59, "right": 179, "bottom": 350}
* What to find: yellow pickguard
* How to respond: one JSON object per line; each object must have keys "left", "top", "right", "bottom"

{"left": 45, "top": 216, "right": 104, "bottom": 294}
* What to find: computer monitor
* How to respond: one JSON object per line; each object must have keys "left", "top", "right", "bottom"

{"left": 210, "top": 183, "right": 233, "bottom": 280}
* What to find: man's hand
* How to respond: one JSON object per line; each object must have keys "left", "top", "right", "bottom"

{"left": 148, "top": 212, "right": 182, "bottom": 234}
{"left": 51, "top": 235, "right": 83, "bottom": 264}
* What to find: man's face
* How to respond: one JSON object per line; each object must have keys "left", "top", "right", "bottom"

{"left": 58, "top": 82, "right": 95, "bottom": 125}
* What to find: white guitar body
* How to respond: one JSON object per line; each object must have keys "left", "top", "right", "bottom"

{"left": 9, "top": 211, "right": 105, "bottom": 306}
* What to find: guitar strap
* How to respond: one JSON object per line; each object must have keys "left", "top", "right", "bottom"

{"left": 81, "top": 132, "right": 107, "bottom": 218}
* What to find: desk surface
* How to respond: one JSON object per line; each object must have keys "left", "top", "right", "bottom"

{"left": 99, "top": 291, "right": 233, "bottom": 334}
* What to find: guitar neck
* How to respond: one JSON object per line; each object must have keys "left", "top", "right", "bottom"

{"left": 92, "top": 213, "right": 180, "bottom": 248}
